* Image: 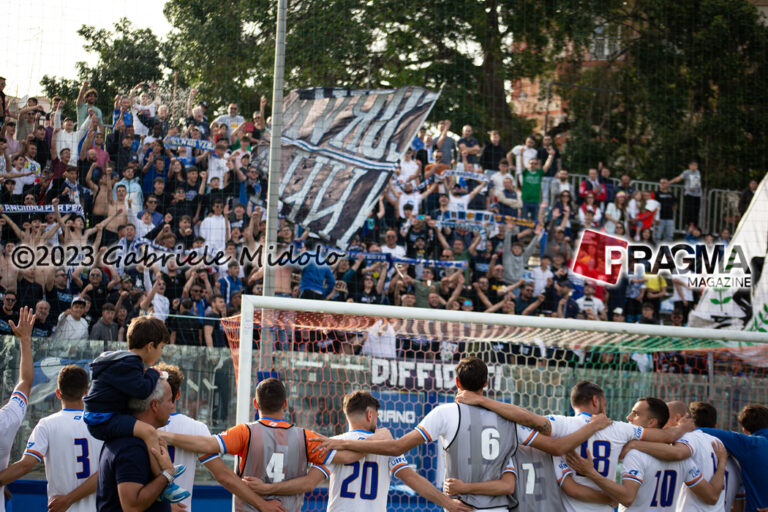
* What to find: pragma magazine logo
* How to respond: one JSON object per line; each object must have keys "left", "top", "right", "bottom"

{"left": 572, "top": 229, "right": 752, "bottom": 289}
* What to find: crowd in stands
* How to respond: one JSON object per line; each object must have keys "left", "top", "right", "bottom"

{"left": 0, "top": 78, "right": 759, "bottom": 373}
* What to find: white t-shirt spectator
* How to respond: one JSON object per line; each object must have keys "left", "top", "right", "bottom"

{"left": 213, "top": 114, "right": 245, "bottom": 143}
{"left": 679, "top": 169, "right": 702, "bottom": 197}
{"left": 398, "top": 191, "right": 422, "bottom": 218}
{"left": 152, "top": 294, "right": 169, "bottom": 322}
{"left": 207, "top": 155, "right": 228, "bottom": 189}
{"left": 51, "top": 312, "right": 89, "bottom": 342}
{"left": 490, "top": 171, "right": 513, "bottom": 199}
{"left": 399, "top": 159, "right": 419, "bottom": 182}
{"left": 199, "top": 214, "right": 229, "bottom": 255}
{"left": 531, "top": 267, "right": 554, "bottom": 296}
{"left": 575, "top": 295, "right": 605, "bottom": 317}
{"left": 362, "top": 320, "right": 396, "bottom": 358}
{"left": 448, "top": 193, "right": 471, "bottom": 211}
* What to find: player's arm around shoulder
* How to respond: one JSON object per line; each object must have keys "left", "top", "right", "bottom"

{"left": 455, "top": 389, "right": 552, "bottom": 434}
{"left": 566, "top": 448, "right": 641, "bottom": 507}
{"left": 530, "top": 413, "right": 612, "bottom": 456}
{"left": 243, "top": 465, "right": 327, "bottom": 496}
{"left": 397, "top": 466, "right": 473, "bottom": 512}
{"left": 160, "top": 428, "right": 230, "bottom": 455}
{"left": 312, "top": 427, "right": 423, "bottom": 459}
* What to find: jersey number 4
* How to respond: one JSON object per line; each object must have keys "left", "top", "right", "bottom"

{"left": 340, "top": 461, "right": 378, "bottom": 500}
{"left": 266, "top": 453, "right": 286, "bottom": 482}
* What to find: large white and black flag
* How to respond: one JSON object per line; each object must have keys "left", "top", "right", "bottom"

{"left": 252, "top": 86, "right": 440, "bottom": 248}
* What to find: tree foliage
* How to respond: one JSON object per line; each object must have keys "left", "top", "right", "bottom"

{"left": 41, "top": 18, "right": 164, "bottom": 119}
{"left": 560, "top": 0, "right": 768, "bottom": 188}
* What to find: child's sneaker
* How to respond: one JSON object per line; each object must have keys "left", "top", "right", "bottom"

{"left": 173, "top": 464, "right": 186, "bottom": 478}
{"left": 160, "top": 482, "right": 191, "bottom": 503}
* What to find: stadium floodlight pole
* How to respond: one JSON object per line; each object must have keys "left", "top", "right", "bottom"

{"left": 234, "top": 0, "right": 286, "bottom": 497}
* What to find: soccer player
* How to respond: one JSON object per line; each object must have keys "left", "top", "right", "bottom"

{"left": 160, "top": 377, "right": 370, "bottom": 512}
{"left": 0, "top": 365, "right": 102, "bottom": 512}
{"left": 459, "top": 381, "right": 695, "bottom": 512}
{"left": 699, "top": 404, "right": 767, "bottom": 512}
{"left": 242, "top": 390, "right": 472, "bottom": 512}
{"left": 564, "top": 397, "right": 727, "bottom": 511}
{"left": 156, "top": 363, "right": 286, "bottom": 512}
{"left": 314, "top": 358, "right": 613, "bottom": 511}
{"left": 0, "top": 307, "right": 34, "bottom": 512}
{"left": 622, "top": 401, "right": 728, "bottom": 511}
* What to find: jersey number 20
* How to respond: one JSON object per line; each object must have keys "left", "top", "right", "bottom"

{"left": 340, "top": 461, "right": 378, "bottom": 500}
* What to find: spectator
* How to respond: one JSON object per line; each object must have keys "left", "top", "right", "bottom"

{"left": 168, "top": 299, "right": 202, "bottom": 346}
{"left": 0, "top": 290, "right": 19, "bottom": 335}
{"left": 479, "top": 130, "right": 506, "bottom": 171}
{"left": 598, "top": 166, "right": 615, "bottom": 203}
{"left": 90, "top": 303, "right": 119, "bottom": 342}
{"left": 575, "top": 282, "right": 606, "bottom": 321}
{"left": 520, "top": 154, "right": 552, "bottom": 220}
{"left": 655, "top": 178, "right": 677, "bottom": 242}
{"left": 214, "top": 103, "right": 245, "bottom": 144}
{"left": 578, "top": 192, "right": 602, "bottom": 227}
{"left": 603, "top": 191, "right": 627, "bottom": 235}
{"left": 738, "top": 178, "right": 758, "bottom": 216}
{"left": 502, "top": 222, "right": 542, "bottom": 284}
{"left": 51, "top": 297, "right": 89, "bottom": 342}
{"left": 495, "top": 176, "right": 522, "bottom": 218}
{"left": 199, "top": 199, "right": 229, "bottom": 255}
{"left": 457, "top": 124, "right": 480, "bottom": 165}
{"left": 669, "top": 159, "right": 702, "bottom": 227}
{"left": 549, "top": 169, "right": 572, "bottom": 206}
{"left": 433, "top": 120, "right": 455, "bottom": 165}
{"left": 636, "top": 301, "right": 660, "bottom": 325}
{"left": 76, "top": 80, "right": 102, "bottom": 125}
{"left": 578, "top": 168, "right": 607, "bottom": 206}
{"left": 31, "top": 300, "right": 54, "bottom": 338}
{"left": 509, "top": 135, "right": 538, "bottom": 176}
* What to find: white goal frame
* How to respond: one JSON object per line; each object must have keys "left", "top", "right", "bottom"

{"left": 236, "top": 295, "right": 768, "bottom": 426}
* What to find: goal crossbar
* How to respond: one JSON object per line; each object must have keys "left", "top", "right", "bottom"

{"left": 235, "top": 295, "right": 768, "bottom": 425}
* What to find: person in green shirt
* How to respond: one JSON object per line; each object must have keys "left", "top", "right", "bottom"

{"left": 76, "top": 80, "right": 103, "bottom": 126}
{"left": 520, "top": 148, "right": 555, "bottom": 220}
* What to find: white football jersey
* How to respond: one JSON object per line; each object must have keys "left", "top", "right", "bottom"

{"left": 619, "top": 449, "right": 702, "bottom": 511}
{"left": 552, "top": 413, "right": 645, "bottom": 512}
{"left": 675, "top": 430, "right": 725, "bottom": 511}
{"left": 722, "top": 456, "right": 744, "bottom": 512}
{"left": 161, "top": 412, "right": 219, "bottom": 511}
{"left": 321, "top": 429, "right": 411, "bottom": 512}
{"left": 23, "top": 408, "right": 103, "bottom": 512}
{"left": 0, "top": 390, "right": 28, "bottom": 512}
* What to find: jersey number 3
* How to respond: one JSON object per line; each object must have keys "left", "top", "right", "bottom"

{"left": 74, "top": 438, "right": 90, "bottom": 479}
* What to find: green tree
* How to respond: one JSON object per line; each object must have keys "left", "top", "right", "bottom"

{"left": 560, "top": 0, "right": 768, "bottom": 189}
{"left": 162, "top": 0, "right": 613, "bottom": 141}
{"left": 40, "top": 18, "right": 163, "bottom": 122}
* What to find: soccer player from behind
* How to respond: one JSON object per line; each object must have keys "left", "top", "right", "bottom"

{"left": 83, "top": 316, "right": 189, "bottom": 502}
{"left": 564, "top": 397, "right": 727, "bottom": 511}
{"left": 160, "top": 378, "right": 372, "bottom": 512}
{"left": 458, "top": 381, "right": 695, "bottom": 512}
{"left": 0, "top": 307, "right": 35, "bottom": 512}
{"left": 155, "top": 363, "right": 286, "bottom": 512}
{"left": 243, "top": 390, "right": 472, "bottom": 512}
{"left": 315, "top": 358, "right": 614, "bottom": 511}
{"left": 0, "top": 365, "right": 103, "bottom": 512}
{"left": 621, "top": 401, "right": 729, "bottom": 511}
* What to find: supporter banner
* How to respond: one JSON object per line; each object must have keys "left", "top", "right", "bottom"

{"left": 441, "top": 169, "right": 490, "bottom": 182}
{"left": 344, "top": 249, "right": 467, "bottom": 269}
{"left": 0, "top": 204, "right": 85, "bottom": 216}
{"left": 440, "top": 209, "right": 536, "bottom": 229}
{"left": 436, "top": 219, "right": 488, "bottom": 235}
{"left": 252, "top": 86, "right": 440, "bottom": 249}
{"left": 690, "top": 174, "right": 768, "bottom": 330}
{"left": 163, "top": 136, "right": 215, "bottom": 151}
{"left": 370, "top": 357, "right": 504, "bottom": 391}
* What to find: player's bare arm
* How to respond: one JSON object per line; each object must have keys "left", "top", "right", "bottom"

{"left": 244, "top": 466, "right": 326, "bottom": 496}
{"left": 560, "top": 474, "right": 618, "bottom": 507}
{"left": 398, "top": 467, "right": 473, "bottom": 512}
{"left": 443, "top": 472, "right": 516, "bottom": 497}
{"left": 47, "top": 473, "right": 98, "bottom": 512}
{"left": 158, "top": 431, "right": 220, "bottom": 455}
{"left": 455, "top": 390, "right": 553, "bottom": 434}
{"left": 529, "top": 414, "right": 612, "bottom": 456}
{"left": 204, "top": 457, "right": 288, "bottom": 512}
{"left": 566, "top": 449, "right": 640, "bottom": 507}
{"left": 313, "top": 429, "right": 424, "bottom": 457}
{"left": 0, "top": 454, "right": 37, "bottom": 488}
{"left": 620, "top": 439, "right": 692, "bottom": 462}
{"left": 688, "top": 441, "right": 727, "bottom": 505}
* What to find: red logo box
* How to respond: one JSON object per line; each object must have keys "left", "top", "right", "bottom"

{"left": 571, "top": 229, "right": 629, "bottom": 285}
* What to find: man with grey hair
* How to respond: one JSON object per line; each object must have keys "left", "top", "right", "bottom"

{"left": 97, "top": 376, "right": 178, "bottom": 512}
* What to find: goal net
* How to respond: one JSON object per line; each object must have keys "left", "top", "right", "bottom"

{"left": 222, "top": 295, "right": 768, "bottom": 511}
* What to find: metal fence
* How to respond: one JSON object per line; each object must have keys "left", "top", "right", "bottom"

{"left": 566, "top": 173, "right": 740, "bottom": 235}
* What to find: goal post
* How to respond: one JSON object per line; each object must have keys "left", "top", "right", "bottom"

{"left": 224, "top": 294, "right": 768, "bottom": 510}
